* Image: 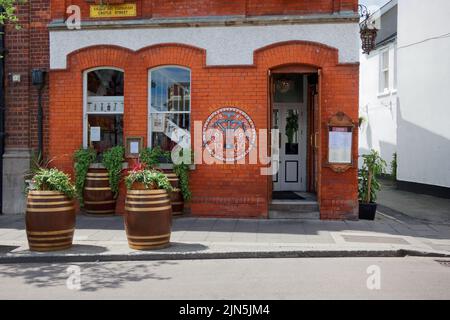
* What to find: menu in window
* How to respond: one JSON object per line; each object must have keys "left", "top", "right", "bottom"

{"left": 90, "top": 127, "right": 101, "bottom": 142}
{"left": 328, "top": 127, "right": 352, "bottom": 164}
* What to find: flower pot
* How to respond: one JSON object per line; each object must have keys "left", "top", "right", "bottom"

{"left": 26, "top": 191, "right": 76, "bottom": 252}
{"left": 83, "top": 168, "right": 116, "bottom": 216}
{"left": 359, "top": 202, "right": 377, "bottom": 220}
{"left": 124, "top": 189, "right": 172, "bottom": 250}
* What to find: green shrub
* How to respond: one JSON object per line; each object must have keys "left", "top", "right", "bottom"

{"left": 28, "top": 168, "right": 76, "bottom": 199}
{"left": 102, "top": 146, "right": 125, "bottom": 197}
{"left": 390, "top": 152, "right": 397, "bottom": 181}
{"left": 73, "top": 147, "right": 96, "bottom": 205}
{"left": 359, "top": 150, "right": 387, "bottom": 204}
{"left": 125, "top": 169, "right": 172, "bottom": 192}
{"left": 139, "top": 146, "right": 170, "bottom": 168}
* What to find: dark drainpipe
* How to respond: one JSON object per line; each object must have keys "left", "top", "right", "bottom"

{"left": 0, "top": 8, "right": 6, "bottom": 214}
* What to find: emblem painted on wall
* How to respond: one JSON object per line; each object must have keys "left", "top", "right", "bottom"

{"left": 203, "top": 107, "right": 257, "bottom": 162}
{"left": 90, "top": 4, "right": 137, "bottom": 18}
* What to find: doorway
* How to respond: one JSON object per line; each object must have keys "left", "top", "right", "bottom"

{"left": 270, "top": 70, "right": 319, "bottom": 195}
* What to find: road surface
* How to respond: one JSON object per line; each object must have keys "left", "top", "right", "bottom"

{"left": 0, "top": 257, "right": 449, "bottom": 299}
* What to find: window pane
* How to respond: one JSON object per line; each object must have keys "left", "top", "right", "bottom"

{"left": 88, "top": 69, "right": 124, "bottom": 96}
{"left": 383, "top": 70, "right": 389, "bottom": 90}
{"left": 150, "top": 67, "right": 191, "bottom": 113}
{"left": 382, "top": 51, "right": 389, "bottom": 70}
{"left": 274, "top": 74, "right": 304, "bottom": 103}
{"left": 151, "top": 113, "right": 190, "bottom": 153}
{"left": 86, "top": 69, "right": 124, "bottom": 152}
{"left": 88, "top": 114, "right": 123, "bottom": 154}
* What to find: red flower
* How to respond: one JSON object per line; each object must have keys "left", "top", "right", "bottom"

{"left": 130, "top": 158, "right": 146, "bottom": 172}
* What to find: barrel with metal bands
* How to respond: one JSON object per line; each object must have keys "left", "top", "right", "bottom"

{"left": 83, "top": 168, "right": 116, "bottom": 216}
{"left": 26, "top": 191, "right": 76, "bottom": 252}
{"left": 124, "top": 189, "right": 172, "bottom": 250}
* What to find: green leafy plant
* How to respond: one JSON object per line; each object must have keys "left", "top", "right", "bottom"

{"left": 285, "top": 112, "right": 299, "bottom": 144}
{"left": 359, "top": 116, "right": 366, "bottom": 128}
{"left": 73, "top": 147, "right": 96, "bottom": 205}
{"left": 25, "top": 151, "right": 54, "bottom": 178}
{"left": 390, "top": 152, "right": 397, "bottom": 181}
{"left": 0, "top": 1, "right": 25, "bottom": 30}
{"left": 102, "top": 146, "right": 125, "bottom": 197}
{"left": 141, "top": 146, "right": 192, "bottom": 201}
{"left": 27, "top": 168, "right": 76, "bottom": 199}
{"left": 125, "top": 164, "right": 172, "bottom": 192}
{"left": 358, "top": 150, "right": 387, "bottom": 204}
{"left": 173, "top": 148, "right": 192, "bottom": 201}
{"left": 139, "top": 146, "right": 171, "bottom": 168}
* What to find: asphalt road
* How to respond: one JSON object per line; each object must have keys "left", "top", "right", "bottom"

{"left": 0, "top": 257, "right": 449, "bottom": 299}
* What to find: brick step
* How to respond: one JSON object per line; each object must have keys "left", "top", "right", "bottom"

{"left": 269, "top": 200, "right": 320, "bottom": 219}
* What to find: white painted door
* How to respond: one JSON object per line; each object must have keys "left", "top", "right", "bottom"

{"left": 272, "top": 103, "right": 307, "bottom": 191}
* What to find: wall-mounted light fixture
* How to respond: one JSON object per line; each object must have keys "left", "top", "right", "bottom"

{"left": 359, "top": 4, "right": 378, "bottom": 55}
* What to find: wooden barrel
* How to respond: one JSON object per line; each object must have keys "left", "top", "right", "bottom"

{"left": 170, "top": 188, "right": 184, "bottom": 216}
{"left": 26, "top": 191, "right": 76, "bottom": 252}
{"left": 165, "top": 172, "right": 179, "bottom": 188}
{"left": 83, "top": 168, "right": 116, "bottom": 216}
{"left": 163, "top": 170, "right": 184, "bottom": 216}
{"left": 124, "top": 189, "right": 172, "bottom": 250}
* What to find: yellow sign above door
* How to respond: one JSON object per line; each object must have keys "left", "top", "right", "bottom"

{"left": 90, "top": 4, "right": 137, "bottom": 18}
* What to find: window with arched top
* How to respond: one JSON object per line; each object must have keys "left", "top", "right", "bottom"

{"left": 84, "top": 68, "right": 124, "bottom": 153}
{"left": 148, "top": 66, "right": 191, "bottom": 155}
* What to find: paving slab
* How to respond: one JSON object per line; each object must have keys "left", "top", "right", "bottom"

{"left": 0, "top": 207, "right": 449, "bottom": 263}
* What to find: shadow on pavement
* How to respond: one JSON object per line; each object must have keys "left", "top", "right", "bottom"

{"left": 0, "top": 260, "right": 175, "bottom": 292}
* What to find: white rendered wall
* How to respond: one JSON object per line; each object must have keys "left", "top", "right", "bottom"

{"left": 359, "top": 43, "right": 398, "bottom": 173}
{"left": 49, "top": 23, "right": 359, "bottom": 69}
{"left": 397, "top": 0, "right": 450, "bottom": 187}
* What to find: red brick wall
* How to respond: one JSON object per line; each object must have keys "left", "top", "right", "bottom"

{"left": 5, "top": 1, "right": 50, "bottom": 153}
{"left": 49, "top": 41, "right": 358, "bottom": 219}
{"left": 52, "top": 0, "right": 358, "bottom": 20}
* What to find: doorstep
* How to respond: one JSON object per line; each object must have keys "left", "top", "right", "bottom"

{"left": 269, "top": 197, "right": 320, "bottom": 220}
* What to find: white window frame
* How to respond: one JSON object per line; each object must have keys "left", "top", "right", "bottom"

{"left": 83, "top": 66, "right": 125, "bottom": 148}
{"left": 147, "top": 65, "right": 191, "bottom": 149}
{"left": 379, "top": 49, "right": 390, "bottom": 94}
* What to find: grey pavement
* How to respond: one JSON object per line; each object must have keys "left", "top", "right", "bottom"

{"left": 0, "top": 257, "right": 449, "bottom": 299}
{"left": 0, "top": 181, "right": 449, "bottom": 262}
{"left": 378, "top": 179, "right": 450, "bottom": 225}
{"left": 1, "top": 212, "right": 450, "bottom": 262}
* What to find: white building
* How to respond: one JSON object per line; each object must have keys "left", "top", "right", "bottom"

{"left": 359, "top": 0, "right": 398, "bottom": 173}
{"left": 359, "top": 0, "right": 450, "bottom": 197}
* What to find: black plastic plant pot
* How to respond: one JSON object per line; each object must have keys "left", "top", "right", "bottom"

{"left": 359, "top": 202, "right": 377, "bottom": 220}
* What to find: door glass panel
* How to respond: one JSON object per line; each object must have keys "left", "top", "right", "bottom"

{"left": 285, "top": 109, "right": 299, "bottom": 155}
{"left": 273, "top": 74, "right": 304, "bottom": 103}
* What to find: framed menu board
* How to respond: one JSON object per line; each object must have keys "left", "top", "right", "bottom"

{"left": 329, "top": 127, "right": 352, "bottom": 164}
{"left": 325, "top": 112, "right": 355, "bottom": 173}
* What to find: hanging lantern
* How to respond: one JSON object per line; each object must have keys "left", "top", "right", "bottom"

{"left": 359, "top": 4, "right": 378, "bottom": 55}
{"left": 360, "top": 26, "right": 378, "bottom": 55}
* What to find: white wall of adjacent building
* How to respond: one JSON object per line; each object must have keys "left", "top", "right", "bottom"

{"left": 359, "top": 42, "right": 398, "bottom": 173}
{"left": 397, "top": 0, "right": 450, "bottom": 188}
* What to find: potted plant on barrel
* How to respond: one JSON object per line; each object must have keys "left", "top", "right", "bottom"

{"left": 124, "top": 162, "right": 173, "bottom": 250}
{"left": 140, "top": 146, "right": 192, "bottom": 215}
{"left": 359, "top": 150, "right": 387, "bottom": 220}
{"left": 25, "top": 168, "right": 77, "bottom": 251}
{"left": 74, "top": 146, "right": 124, "bottom": 216}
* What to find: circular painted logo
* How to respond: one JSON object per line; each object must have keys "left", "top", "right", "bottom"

{"left": 203, "top": 107, "right": 257, "bottom": 162}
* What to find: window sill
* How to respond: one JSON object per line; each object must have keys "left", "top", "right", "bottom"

{"left": 89, "top": 162, "right": 129, "bottom": 169}
{"left": 377, "top": 91, "right": 391, "bottom": 98}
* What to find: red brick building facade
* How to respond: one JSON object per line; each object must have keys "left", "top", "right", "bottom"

{"left": 3, "top": 0, "right": 360, "bottom": 220}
